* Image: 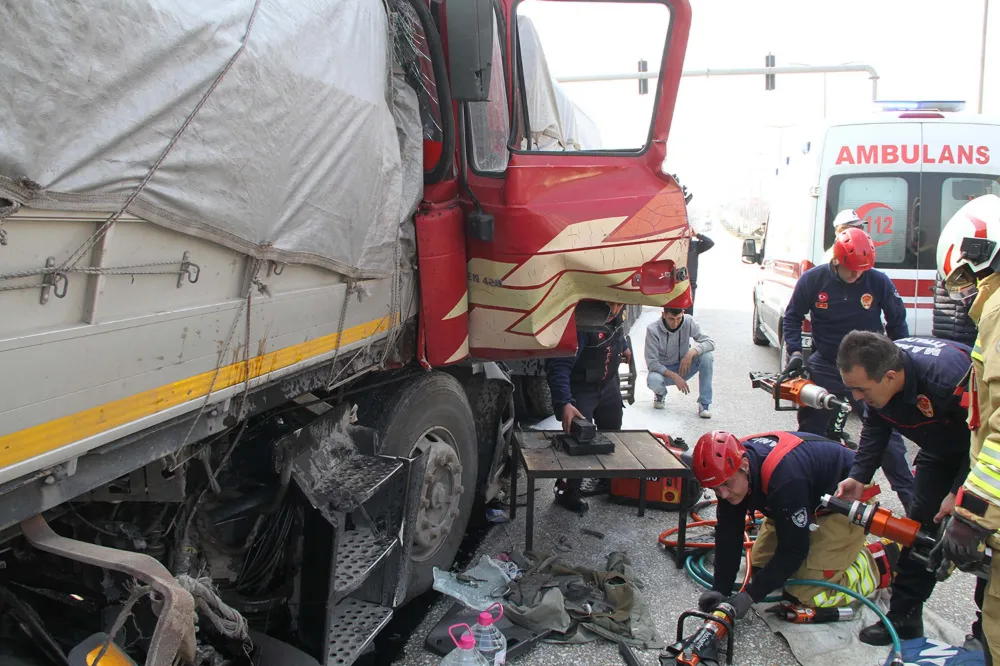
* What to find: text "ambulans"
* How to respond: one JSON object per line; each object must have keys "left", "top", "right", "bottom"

{"left": 835, "top": 144, "right": 991, "bottom": 165}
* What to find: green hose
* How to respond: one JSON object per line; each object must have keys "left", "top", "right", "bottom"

{"left": 684, "top": 553, "right": 904, "bottom": 664}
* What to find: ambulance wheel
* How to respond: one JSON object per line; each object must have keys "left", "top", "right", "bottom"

{"left": 356, "top": 371, "right": 478, "bottom": 602}
{"left": 752, "top": 303, "right": 770, "bottom": 346}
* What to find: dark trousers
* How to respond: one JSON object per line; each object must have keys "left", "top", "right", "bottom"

{"left": 797, "top": 353, "right": 915, "bottom": 510}
{"left": 890, "top": 449, "right": 963, "bottom": 612}
{"left": 559, "top": 377, "right": 623, "bottom": 491}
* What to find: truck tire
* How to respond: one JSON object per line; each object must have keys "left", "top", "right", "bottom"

{"left": 523, "top": 376, "right": 554, "bottom": 419}
{"left": 356, "top": 372, "right": 478, "bottom": 602}
{"left": 752, "top": 302, "right": 770, "bottom": 346}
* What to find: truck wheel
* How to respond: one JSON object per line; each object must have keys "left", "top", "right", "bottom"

{"left": 523, "top": 376, "right": 554, "bottom": 419}
{"left": 357, "top": 372, "right": 478, "bottom": 601}
{"left": 752, "top": 303, "right": 770, "bottom": 346}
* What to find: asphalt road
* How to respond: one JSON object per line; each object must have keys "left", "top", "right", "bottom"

{"left": 393, "top": 229, "right": 979, "bottom": 666}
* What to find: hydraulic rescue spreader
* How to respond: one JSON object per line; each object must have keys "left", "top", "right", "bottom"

{"left": 819, "top": 494, "right": 992, "bottom": 580}
{"left": 750, "top": 369, "right": 852, "bottom": 443}
{"left": 661, "top": 603, "right": 737, "bottom": 666}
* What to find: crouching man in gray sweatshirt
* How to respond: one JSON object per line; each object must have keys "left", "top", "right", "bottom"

{"left": 645, "top": 307, "right": 716, "bottom": 417}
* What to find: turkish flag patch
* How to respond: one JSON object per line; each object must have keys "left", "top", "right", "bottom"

{"left": 916, "top": 394, "right": 934, "bottom": 418}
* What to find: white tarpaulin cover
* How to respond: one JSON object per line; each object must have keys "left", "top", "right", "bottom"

{"left": 0, "top": 0, "right": 422, "bottom": 278}
{"left": 517, "top": 14, "right": 602, "bottom": 152}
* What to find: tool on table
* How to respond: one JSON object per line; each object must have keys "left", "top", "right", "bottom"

{"left": 819, "top": 494, "right": 991, "bottom": 581}
{"left": 556, "top": 417, "right": 615, "bottom": 456}
{"left": 660, "top": 603, "right": 736, "bottom": 666}
{"left": 750, "top": 370, "right": 852, "bottom": 443}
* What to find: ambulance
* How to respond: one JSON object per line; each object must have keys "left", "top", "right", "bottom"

{"left": 743, "top": 101, "right": 1000, "bottom": 359}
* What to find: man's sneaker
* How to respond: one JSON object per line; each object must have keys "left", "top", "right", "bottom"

{"left": 698, "top": 405, "right": 711, "bottom": 419}
{"left": 859, "top": 605, "right": 924, "bottom": 646}
{"left": 554, "top": 482, "right": 589, "bottom": 514}
{"left": 653, "top": 394, "right": 665, "bottom": 409}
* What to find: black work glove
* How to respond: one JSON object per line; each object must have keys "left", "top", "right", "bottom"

{"left": 698, "top": 590, "right": 726, "bottom": 612}
{"left": 941, "top": 514, "right": 992, "bottom": 569}
{"left": 725, "top": 591, "right": 754, "bottom": 619}
{"left": 783, "top": 352, "right": 803, "bottom": 375}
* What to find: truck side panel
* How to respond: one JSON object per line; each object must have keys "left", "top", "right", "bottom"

{"left": 0, "top": 211, "right": 413, "bottom": 486}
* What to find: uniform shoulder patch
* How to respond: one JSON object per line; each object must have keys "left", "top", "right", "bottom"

{"left": 916, "top": 394, "right": 934, "bottom": 418}
{"left": 791, "top": 508, "right": 809, "bottom": 528}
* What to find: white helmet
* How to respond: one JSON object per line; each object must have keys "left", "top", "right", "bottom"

{"left": 832, "top": 209, "right": 864, "bottom": 230}
{"left": 937, "top": 194, "right": 1000, "bottom": 303}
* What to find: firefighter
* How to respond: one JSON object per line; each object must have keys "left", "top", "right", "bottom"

{"left": 834, "top": 331, "right": 975, "bottom": 646}
{"left": 694, "top": 430, "right": 897, "bottom": 619}
{"left": 936, "top": 193, "right": 1000, "bottom": 663}
{"left": 545, "top": 302, "right": 629, "bottom": 513}
{"left": 782, "top": 224, "right": 914, "bottom": 511}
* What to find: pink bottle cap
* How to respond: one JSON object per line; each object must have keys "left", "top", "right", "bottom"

{"left": 448, "top": 623, "right": 475, "bottom": 650}
{"left": 478, "top": 602, "right": 504, "bottom": 626}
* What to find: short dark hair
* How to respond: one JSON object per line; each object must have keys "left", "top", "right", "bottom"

{"left": 836, "top": 331, "right": 904, "bottom": 379}
{"left": 664, "top": 307, "right": 685, "bottom": 316}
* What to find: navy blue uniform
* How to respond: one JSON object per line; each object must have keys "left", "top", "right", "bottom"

{"left": 546, "top": 311, "right": 626, "bottom": 429}
{"left": 782, "top": 263, "right": 914, "bottom": 509}
{"left": 713, "top": 432, "right": 856, "bottom": 601}
{"left": 850, "top": 336, "right": 973, "bottom": 612}
{"left": 783, "top": 263, "right": 908, "bottom": 361}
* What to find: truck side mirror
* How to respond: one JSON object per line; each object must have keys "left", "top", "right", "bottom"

{"left": 742, "top": 238, "right": 761, "bottom": 265}
{"left": 446, "top": 0, "right": 494, "bottom": 102}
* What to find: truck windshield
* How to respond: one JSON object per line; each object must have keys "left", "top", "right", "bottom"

{"left": 515, "top": 0, "right": 671, "bottom": 152}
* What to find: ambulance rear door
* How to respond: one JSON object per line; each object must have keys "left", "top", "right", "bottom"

{"left": 820, "top": 120, "right": 923, "bottom": 335}
{"left": 916, "top": 119, "right": 1000, "bottom": 336}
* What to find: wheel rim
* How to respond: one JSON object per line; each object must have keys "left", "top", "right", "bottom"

{"left": 409, "top": 426, "right": 463, "bottom": 562}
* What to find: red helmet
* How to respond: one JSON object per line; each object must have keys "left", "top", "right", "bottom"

{"left": 692, "top": 431, "right": 745, "bottom": 488}
{"left": 833, "top": 227, "right": 876, "bottom": 272}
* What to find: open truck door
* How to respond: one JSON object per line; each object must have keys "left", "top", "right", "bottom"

{"left": 455, "top": 0, "right": 693, "bottom": 360}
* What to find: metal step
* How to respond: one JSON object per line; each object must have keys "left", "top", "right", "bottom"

{"left": 325, "top": 598, "right": 393, "bottom": 666}
{"left": 334, "top": 528, "right": 396, "bottom": 599}
{"left": 294, "top": 454, "right": 404, "bottom": 517}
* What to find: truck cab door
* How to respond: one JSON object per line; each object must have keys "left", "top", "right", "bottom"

{"left": 461, "top": 0, "right": 692, "bottom": 359}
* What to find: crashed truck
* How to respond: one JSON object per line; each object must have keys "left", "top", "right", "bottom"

{"left": 0, "top": 0, "right": 693, "bottom": 664}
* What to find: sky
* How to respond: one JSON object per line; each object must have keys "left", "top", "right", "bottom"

{"left": 519, "top": 0, "right": 997, "bottom": 213}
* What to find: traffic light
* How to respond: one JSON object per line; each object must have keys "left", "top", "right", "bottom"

{"left": 765, "top": 53, "right": 775, "bottom": 91}
{"left": 638, "top": 59, "right": 648, "bottom": 95}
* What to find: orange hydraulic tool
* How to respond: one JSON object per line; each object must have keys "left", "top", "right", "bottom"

{"left": 749, "top": 370, "right": 851, "bottom": 412}
{"left": 661, "top": 604, "right": 736, "bottom": 666}
{"left": 819, "top": 494, "right": 991, "bottom": 580}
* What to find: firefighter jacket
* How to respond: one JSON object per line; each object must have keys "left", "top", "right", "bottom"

{"left": 783, "top": 263, "right": 908, "bottom": 361}
{"left": 849, "top": 337, "right": 972, "bottom": 494}
{"left": 713, "top": 432, "right": 856, "bottom": 602}
{"left": 546, "top": 311, "right": 626, "bottom": 414}
{"left": 959, "top": 273, "right": 1000, "bottom": 545}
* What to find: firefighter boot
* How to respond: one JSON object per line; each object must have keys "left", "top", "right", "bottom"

{"left": 554, "top": 479, "right": 589, "bottom": 513}
{"left": 859, "top": 604, "right": 924, "bottom": 646}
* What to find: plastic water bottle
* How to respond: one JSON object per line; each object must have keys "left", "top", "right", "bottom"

{"left": 470, "top": 603, "right": 507, "bottom": 666}
{"left": 440, "top": 623, "right": 489, "bottom": 666}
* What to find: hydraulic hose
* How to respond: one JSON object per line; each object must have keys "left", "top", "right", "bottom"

{"left": 667, "top": 498, "right": 905, "bottom": 665}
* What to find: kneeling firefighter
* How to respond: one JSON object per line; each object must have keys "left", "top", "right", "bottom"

{"left": 693, "top": 430, "right": 898, "bottom": 619}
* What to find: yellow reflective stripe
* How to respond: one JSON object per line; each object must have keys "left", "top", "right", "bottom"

{"left": 0, "top": 314, "right": 395, "bottom": 469}
{"left": 973, "top": 337, "right": 984, "bottom": 362}
{"left": 968, "top": 464, "right": 1000, "bottom": 503}
{"left": 808, "top": 551, "right": 878, "bottom": 608}
{"left": 977, "top": 438, "right": 1000, "bottom": 467}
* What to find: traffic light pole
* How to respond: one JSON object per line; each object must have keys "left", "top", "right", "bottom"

{"left": 557, "top": 63, "right": 881, "bottom": 101}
